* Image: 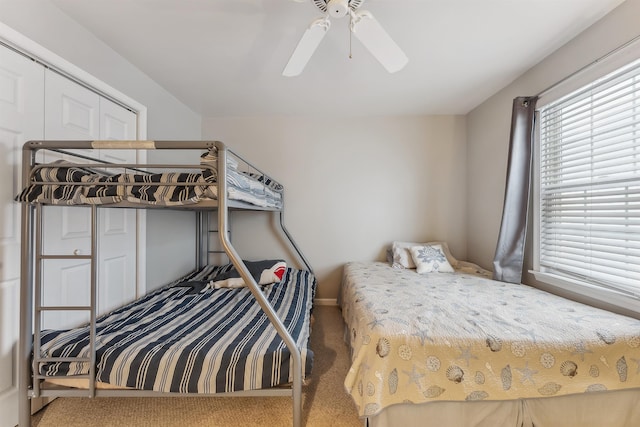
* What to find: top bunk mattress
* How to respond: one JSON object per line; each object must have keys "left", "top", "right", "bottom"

{"left": 38, "top": 263, "right": 315, "bottom": 393}
{"left": 340, "top": 261, "right": 640, "bottom": 418}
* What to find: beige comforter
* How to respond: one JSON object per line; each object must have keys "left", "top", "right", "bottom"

{"left": 340, "top": 262, "right": 640, "bottom": 418}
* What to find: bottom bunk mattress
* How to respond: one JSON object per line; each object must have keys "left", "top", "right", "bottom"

{"left": 340, "top": 261, "right": 640, "bottom": 418}
{"left": 37, "top": 264, "right": 315, "bottom": 393}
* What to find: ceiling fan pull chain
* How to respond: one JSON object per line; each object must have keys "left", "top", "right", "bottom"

{"left": 349, "top": 9, "right": 357, "bottom": 59}
{"left": 349, "top": 18, "right": 353, "bottom": 59}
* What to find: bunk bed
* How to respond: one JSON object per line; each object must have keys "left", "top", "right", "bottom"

{"left": 17, "top": 140, "right": 315, "bottom": 427}
{"left": 340, "top": 257, "right": 640, "bottom": 427}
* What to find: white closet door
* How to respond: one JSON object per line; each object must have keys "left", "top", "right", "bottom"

{"left": 97, "top": 97, "right": 137, "bottom": 314}
{"left": 0, "top": 45, "right": 44, "bottom": 427}
{"left": 42, "top": 71, "right": 138, "bottom": 329}
{"left": 42, "top": 71, "right": 98, "bottom": 328}
{"left": 43, "top": 70, "right": 99, "bottom": 160}
{"left": 41, "top": 69, "right": 98, "bottom": 270}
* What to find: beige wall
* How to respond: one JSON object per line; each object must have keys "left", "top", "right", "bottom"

{"left": 203, "top": 115, "right": 467, "bottom": 299}
{"left": 466, "top": 0, "right": 640, "bottom": 290}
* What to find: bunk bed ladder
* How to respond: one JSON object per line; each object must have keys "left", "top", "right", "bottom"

{"left": 30, "top": 204, "right": 99, "bottom": 399}
{"left": 196, "top": 210, "right": 232, "bottom": 269}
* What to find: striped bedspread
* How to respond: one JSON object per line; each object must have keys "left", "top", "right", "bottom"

{"left": 16, "top": 160, "right": 283, "bottom": 208}
{"left": 38, "top": 264, "right": 315, "bottom": 393}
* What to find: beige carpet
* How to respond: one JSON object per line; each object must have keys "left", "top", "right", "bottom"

{"left": 31, "top": 306, "right": 362, "bottom": 427}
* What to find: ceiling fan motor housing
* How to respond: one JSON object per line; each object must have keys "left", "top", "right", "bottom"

{"left": 313, "top": 0, "right": 366, "bottom": 17}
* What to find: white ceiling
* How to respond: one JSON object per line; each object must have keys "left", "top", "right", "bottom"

{"left": 51, "top": 0, "right": 626, "bottom": 117}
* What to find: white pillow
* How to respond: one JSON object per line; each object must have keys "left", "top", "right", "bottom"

{"left": 391, "top": 241, "right": 458, "bottom": 269}
{"left": 409, "top": 244, "right": 455, "bottom": 274}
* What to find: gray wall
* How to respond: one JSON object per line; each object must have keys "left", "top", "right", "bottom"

{"left": 466, "top": 0, "right": 640, "bottom": 312}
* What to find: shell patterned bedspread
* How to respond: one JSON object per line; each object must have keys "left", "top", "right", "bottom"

{"left": 340, "top": 262, "right": 640, "bottom": 418}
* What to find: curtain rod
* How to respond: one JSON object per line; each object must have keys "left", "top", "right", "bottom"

{"left": 536, "top": 32, "right": 640, "bottom": 98}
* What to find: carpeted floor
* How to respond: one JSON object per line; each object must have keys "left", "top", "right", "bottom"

{"left": 31, "top": 306, "right": 363, "bottom": 427}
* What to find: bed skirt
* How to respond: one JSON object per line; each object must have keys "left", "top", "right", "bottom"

{"left": 367, "top": 388, "right": 640, "bottom": 427}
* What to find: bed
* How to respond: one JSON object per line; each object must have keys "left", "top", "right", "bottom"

{"left": 340, "top": 259, "right": 640, "bottom": 427}
{"left": 17, "top": 142, "right": 283, "bottom": 209}
{"left": 38, "top": 263, "right": 315, "bottom": 393}
{"left": 17, "top": 140, "right": 314, "bottom": 427}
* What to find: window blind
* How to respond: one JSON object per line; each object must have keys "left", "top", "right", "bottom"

{"left": 538, "top": 58, "right": 640, "bottom": 297}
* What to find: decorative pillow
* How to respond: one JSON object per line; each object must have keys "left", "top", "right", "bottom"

{"left": 409, "top": 244, "right": 455, "bottom": 274}
{"left": 386, "top": 248, "right": 394, "bottom": 265}
{"left": 208, "top": 260, "right": 287, "bottom": 289}
{"left": 391, "top": 241, "right": 458, "bottom": 269}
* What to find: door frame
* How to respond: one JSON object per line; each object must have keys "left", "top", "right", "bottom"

{"left": 0, "top": 21, "right": 149, "bottom": 296}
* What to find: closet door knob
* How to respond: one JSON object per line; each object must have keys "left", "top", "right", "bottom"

{"left": 73, "top": 249, "right": 81, "bottom": 255}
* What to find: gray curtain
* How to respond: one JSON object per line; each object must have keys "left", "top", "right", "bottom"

{"left": 492, "top": 96, "right": 538, "bottom": 283}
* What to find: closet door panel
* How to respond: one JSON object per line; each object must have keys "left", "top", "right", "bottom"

{"left": 42, "top": 71, "right": 97, "bottom": 329}
{"left": 101, "top": 98, "right": 134, "bottom": 133}
{"left": 42, "top": 72, "right": 138, "bottom": 328}
{"left": 97, "top": 97, "right": 137, "bottom": 314}
{"left": 44, "top": 71, "right": 99, "bottom": 141}
{"left": 0, "top": 45, "right": 44, "bottom": 427}
{"left": 41, "top": 69, "right": 99, "bottom": 260}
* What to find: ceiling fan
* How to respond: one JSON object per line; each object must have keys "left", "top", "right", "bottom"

{"left": 283, "top": 0, "right": 408, "bottom": 76}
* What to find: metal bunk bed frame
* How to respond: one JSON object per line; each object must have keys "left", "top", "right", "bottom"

{"left": 18, "top": 140, "right": 313, "bottom": 427}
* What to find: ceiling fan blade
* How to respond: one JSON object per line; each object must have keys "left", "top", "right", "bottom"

{"left": 283, "top": 17, "right": 331, "bottom": 77}
{"left": 351, "top": 11, "right": 408, "bottom": 73}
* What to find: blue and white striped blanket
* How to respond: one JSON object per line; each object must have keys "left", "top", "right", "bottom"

{"left": 38, "top": 264, "right": 315, "bottom": 393}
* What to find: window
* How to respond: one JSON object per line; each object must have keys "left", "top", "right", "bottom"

{"left": 535, "top": 58, "right": 640, "bottom": 304}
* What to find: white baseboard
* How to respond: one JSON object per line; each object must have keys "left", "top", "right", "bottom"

{"left": 314, "top": 298, "right": 338, "bottom": 306}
